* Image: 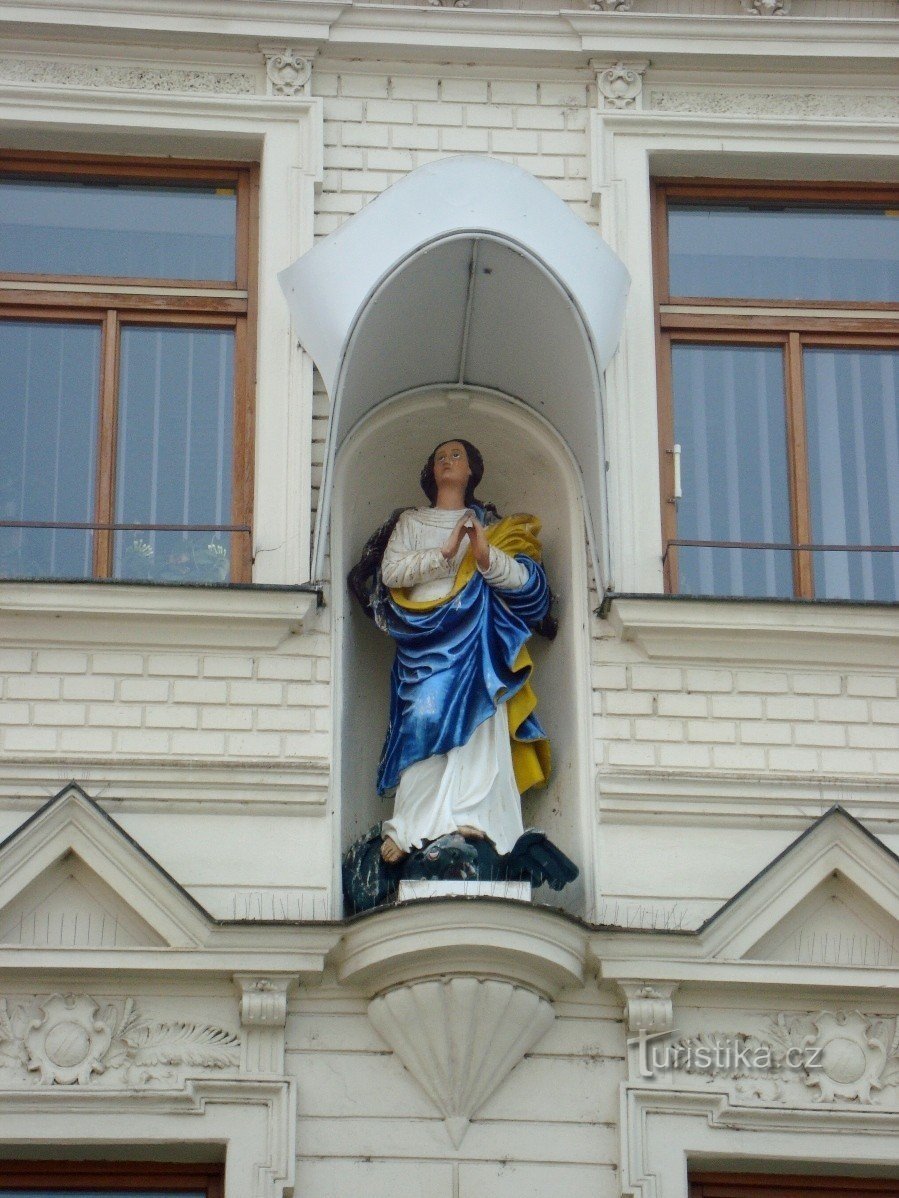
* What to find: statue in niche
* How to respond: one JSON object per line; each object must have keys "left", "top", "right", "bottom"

{"left": 344, "top": 437, "right": 578, "bottom": 913}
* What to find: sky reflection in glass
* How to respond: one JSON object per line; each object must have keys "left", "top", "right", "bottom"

{"left": 669, "top": 204, "right": 898, "bottom": 303}
{"left": 0, "top": 179, "right": 236, "bottom": 281}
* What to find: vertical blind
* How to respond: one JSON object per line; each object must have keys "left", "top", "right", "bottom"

{"left": 806, "top": 347, "right": 899, "bottom": 602}
{"left": 114, "top": 326, "right": 234, "bottom": 582}
{"left": 0, "top": 319, "right": 100, "bottom": 578}
{"left": 671, "top": 342, "right": 793, "bottom": 598}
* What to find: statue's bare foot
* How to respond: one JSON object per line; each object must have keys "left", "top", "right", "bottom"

{"left": 381, "top": 835, "right": 407, "bottom": 864}
{"left": 456, "top": 825, "right": 485, "bottom": 840}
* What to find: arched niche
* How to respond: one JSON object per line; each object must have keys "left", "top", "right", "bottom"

{"left": 332, "top": 386, "right": 596, "bottom": 916}
{"left": 279, "top": 155, "right": 630, "bottom": 593}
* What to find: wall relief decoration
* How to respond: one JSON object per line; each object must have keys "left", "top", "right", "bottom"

{"left": 262, "top": 48, "right": 312, "bottom": 96}
{"left": 0, "top": 994, "right": 240, "bottom": 1087}
{"left": 662, "top": 1010, "right": 899, "bottom": 1107}
{"left": 647, "top": 87, "right": 899, "bottom": 120}
{"left": 0, "top": 57, "right": 257, "bottom": 94}
{"left": 343, "top": 437, "right": 577, "bottom": 911}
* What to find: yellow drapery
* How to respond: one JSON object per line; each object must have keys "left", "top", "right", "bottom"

{"left": 390, "top": 514, "right": 551, "bottom": 793}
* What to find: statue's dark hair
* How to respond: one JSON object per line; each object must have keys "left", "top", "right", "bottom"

{"left": 419, "top": 438, "right": 484, "bottom": 507}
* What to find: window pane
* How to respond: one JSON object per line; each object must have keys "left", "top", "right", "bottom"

{"left": 0, "top": 319, "right": 100, "bottom": 578}
{"left": 805, "top": 347, "right": 899, "bottom": 602}
{"left": 671, "top": 343, "right": 793, "bottom": 597}
{"left": 113, "top": 326, "right": 234, "bottom": 583}
{"left": 0, "top": 178, "right": 236, "bottom": 281}
{"left": 669, "top": 203, "right": 899, "bottom": 303}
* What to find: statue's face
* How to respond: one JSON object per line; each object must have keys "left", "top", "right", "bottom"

{"left": 433, "top": 441, "right": 471, "bottom": 490}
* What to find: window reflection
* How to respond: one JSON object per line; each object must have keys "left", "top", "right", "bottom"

{"left": 0, "top": 178, "right": 237, "bottom": 282}
{"left": 669, "top": 203, "right": 899, "bottom": 303}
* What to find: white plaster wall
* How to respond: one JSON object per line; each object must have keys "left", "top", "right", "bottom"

{"left": 288, "top": 978, "right": 625, "bottom": 1198}
{"left": 0, "top": 42, "right": 895, "bottom": 931}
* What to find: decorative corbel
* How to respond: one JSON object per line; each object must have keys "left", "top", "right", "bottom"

{"left": 590, "top": 59, "right": 650, "bottom": 111}
{"left": 739, "top": 0, "right": 790, "bottom": 13}
{"left": 617, "top": 981, "right": 678, "bottom": 1035}
{"left": 261, "top": 46, "right": 315, "bottom": 97}
{"left": 234, "top": 974, "right": 293, "bottom": 1074}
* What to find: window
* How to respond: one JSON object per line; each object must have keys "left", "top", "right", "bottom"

{"left": 653, "top": 180, "right": 899, "bottom": 602}
{"left": 690, "top": 1171, "right": 899, "bottom": 1197}
{"left": 0, "top": 1160, "right": 223, "bottom": 1196}
{"left": 0, "top": 152, "right": 256, "bottom": 584}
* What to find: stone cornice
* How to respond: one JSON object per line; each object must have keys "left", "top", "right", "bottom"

{"left": 0, "top": 581, "right": 320, "bottom": 649}
{"left": 605, "top": 596, "right": 899, "bottom": 669}
{"left": 0, "top": 0, "right": 895, "bottom": 66}
{"left": 337, "top": 899, "right": 588, "bottom": 998}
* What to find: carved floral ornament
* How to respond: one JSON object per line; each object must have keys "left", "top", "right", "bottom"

{"left": 0, "top": 993, "right": 240, "bottom": 1087}
{"left": 262, "top": 48, "right": 312, "bottom": 97}
{"left": 593, "top": 61, "right": 648, "bottom": 110}
{"left": 653, "top": 1010, "right": 899, "bottom": 1106}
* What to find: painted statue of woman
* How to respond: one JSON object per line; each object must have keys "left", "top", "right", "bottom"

{"left": 371, "top": 438, "right": 552, "bottom": 864}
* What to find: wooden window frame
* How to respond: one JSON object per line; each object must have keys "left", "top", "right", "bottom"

{"left": 690, "top": 1170, "right": 899, "bottom": 1197}
{"left": 652, "top": 178, "right": 899, "bottom": 599}
{"left": 0, "top": 1159, "right": 223, "bottom": 1196}
{"left": 0, "top": 150, "right": 257, "bottom": 584}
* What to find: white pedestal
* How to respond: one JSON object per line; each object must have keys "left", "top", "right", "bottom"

{"left": 397, "top": 880, "right": 532, "bottom": 903}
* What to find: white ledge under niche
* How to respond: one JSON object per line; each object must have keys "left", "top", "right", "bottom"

{"left": 603, "top": 595, "right": 899, "bottom": 669}
{"left": 338, "top": 899, "right": 588, "bottom": 1148}
{"left": 0, "top": 580, "right": 320, "bottom": 650}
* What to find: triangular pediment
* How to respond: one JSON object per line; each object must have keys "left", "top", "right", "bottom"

{"left": 744, "top": 873, "right": 899, "bottom": 968}
{"left": 699, "top": 807, "right": 899, "bottom": 964}
{"left": 0, "top": 784, "right": 212, "bottom": 949}
{"left": 0, "top": 850, "right": 165, "bottom": 948}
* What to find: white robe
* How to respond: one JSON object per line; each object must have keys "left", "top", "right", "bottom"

{"left": 380, "top": 507, "right": 528, "bottom": 855}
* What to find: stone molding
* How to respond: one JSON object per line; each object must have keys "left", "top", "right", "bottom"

{"left": 605, "top": 597, "right": 899, "bottom": 669}
{"left": 0, "top": 55, "right": 257, "bottom": 94}
{"left": 0, "top": 582, "right": 319, "bottom": 650}
{"left": 337, "top": 898, "right": 587, "bottom": 999}
{"left": 647, "top": 86, "right": 898, "bottom": 120}
{"left": 0, "top": 1078, "right": 296, "bottom": 1198}
{"left": 620, "top": 1086, "right": 899, "bottom": 1198}
{"left": 0, "top": 760, "right": 329, "bottom": 818}
{"left": 596, "top": 770, "right": 899, "bottom": 832}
